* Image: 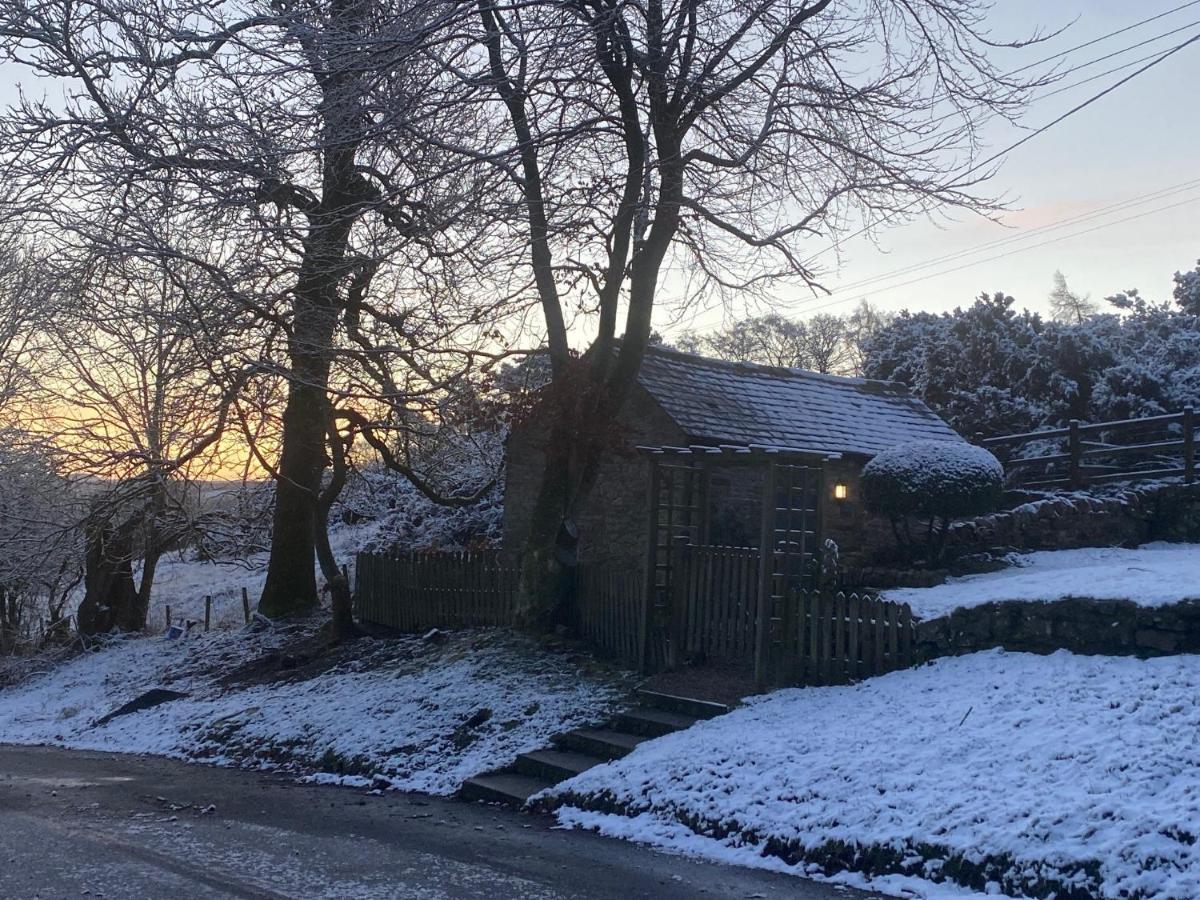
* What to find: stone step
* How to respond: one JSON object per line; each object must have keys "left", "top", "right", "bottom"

{"left": 635, "top": 689, "right": 730, "bottom": 720}
{"left": 553, "top": 728, "right": 646, "bottom": 760}
{"left": 515, "top": 748, "right": 603, "bottom": 782}
{"left": 616, "top": 708, "right": 699, "bottom": 738}
{"left": 459, "top": 772, "right": 554, "bottom": 807}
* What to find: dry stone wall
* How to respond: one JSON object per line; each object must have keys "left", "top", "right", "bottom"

{"left": 945, "top": 480, "right": 1200, "bottom": 558}
{"left": 916, "top": 597, "right": 1200, "bottom": 660}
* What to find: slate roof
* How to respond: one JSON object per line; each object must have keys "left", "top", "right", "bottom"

{"left": 635, "top": 345, "right": 963, "bottom": 458}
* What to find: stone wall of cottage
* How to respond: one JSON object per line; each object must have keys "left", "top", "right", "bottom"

{"left": 502, "top": 397, "right": 915, "bottom": 574}
{"left": 820, "top": 456, "right": 895, "bottom": 577}
{"left": 502, "top": 385, "right": 689, "bottom": 569}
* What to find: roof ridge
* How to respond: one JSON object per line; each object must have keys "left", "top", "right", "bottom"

{"left": 637, "top": 341, "right": 910, "bottom": 395}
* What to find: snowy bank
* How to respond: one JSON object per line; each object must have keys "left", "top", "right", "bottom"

{"left": 885, "top": 542, "right": 1200, "bottom": 620}
{"left": 548, "top": 650, "right": 1200, "bottom": 899}
{"left": 0, "top": 628, "right": 625, "bottom": 796}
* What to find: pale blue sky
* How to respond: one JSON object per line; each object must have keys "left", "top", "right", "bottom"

{"left": 691, "top": 0, "right": 1200, "bottom": 330}
{"left": 0, "top": 1, "right": 1195, "bottom": 334}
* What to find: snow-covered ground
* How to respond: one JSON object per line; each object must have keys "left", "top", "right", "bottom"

{"left": 123, "top": 519, "right": 382, "bottom": 633}
{"left": 884, "top": 542, "right": 1200, "bottom": 620}
{"left": 548, "top": 649, "right": 1200, "bottom": 899}
{"left": 0, "top": 626, "right": 625, "bottom": 795}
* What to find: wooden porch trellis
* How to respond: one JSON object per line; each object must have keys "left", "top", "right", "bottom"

{"left": 638, "top": 444, "right": 829, "bottom": 684}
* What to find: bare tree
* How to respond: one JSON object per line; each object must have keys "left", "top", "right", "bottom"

{"left": 801, "top": 313, "right": 851, "bottom": 375}
{"left": 683, "top": 314, "right": 809, "bottom": 367}
{"left": 0, "top": 0, "right": 506, "bottom": 624}
{"left": 447, "top": 0, "right": 1050, "bottom": 625}
{"left": 844, "top": 299, "right": 894, "bottom": 376}
{"left": 0, "top": 242, "right": 52, "bottom": 425}
{"left": 1048, "top": 269, "right": 1097, "bottom": 324}
{"left": 28, "top": 200, "right": 254, "bottom": 634}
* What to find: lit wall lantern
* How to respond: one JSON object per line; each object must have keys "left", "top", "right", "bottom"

{"left": 833, "top": 482, "right": 849, "bottom": 501}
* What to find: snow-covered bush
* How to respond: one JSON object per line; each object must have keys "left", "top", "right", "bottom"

{"left": 333, "top": 464, "right": 503, "bottom": 554}
{"left": 863, "top": 440, "right": 1002, "bottom": 565}
{"left": 862, "top": 281, "right": 1200, "bottom": 438}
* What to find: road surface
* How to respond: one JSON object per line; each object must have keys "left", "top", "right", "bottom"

{"left": 0, "top": 745, "right": 878, "bottom": 899}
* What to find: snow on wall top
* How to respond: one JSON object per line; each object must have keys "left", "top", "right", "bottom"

{"left": 635, "top": 345, "right": 963, "bottom": 457}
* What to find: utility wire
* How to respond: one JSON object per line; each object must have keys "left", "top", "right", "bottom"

{"left": 798, "top": 31, "right": 1200, "bottom": 282}
{"left": 1007, "top": 0, "right": 1200, "bottom": 75}
{"left": 817, "top": 177, "right": 1200, "bottom": 298}
{"left": 907, "top": 19, "right": 1200, "bottom": 138}
{"left": 802, "top": 193, "right": 1200, "bottom": 315}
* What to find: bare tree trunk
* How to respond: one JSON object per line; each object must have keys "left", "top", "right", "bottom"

{"left": 77, "top": 513, "right": 145, "bottom": 635}
{"left": 259, "top": 302, "right": 340, "bottom": 618}
{"left": 315, "top": 410, "right": 358, "bottom": 641}
{"left": 514, "top": 425, "right": 576, "bottom": 629}
{"left": 258, "top": 0, "right": 369, "bottom": 620}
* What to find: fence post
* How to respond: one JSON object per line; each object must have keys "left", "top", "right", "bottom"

{"left": 204, "top": 596, "right": 212, "bottom": 632}
{"left": 241, "top": 587, "right": 251, "bottom": 624}
{"left": 754, "top": 459, "right": 778, "bottom": 688}
{"left": 165, "top": 605, "right": 171, "bottom": 629}
{"left": 668, "top": 539, "right": 690, "bottom": 670}
{"left": 1068, "top": 419, "right": 1083, "bottom": 489}
{"left": 639, "top": 456, "right": 662, "bottom": 675}
{"left": 1184, "top": 406, "right": 1195, "bottom": 485}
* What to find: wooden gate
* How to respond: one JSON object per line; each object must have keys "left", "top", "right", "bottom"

{"left": 665, "top": 544, "right": 915, "bottom": 686}
{"left": 638, "top": 445, "right": 829, "bottom": 679}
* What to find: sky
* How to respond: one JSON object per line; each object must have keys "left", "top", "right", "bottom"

{"left": 677, "top": 0, "right": 1200, "bottom": 333}
{"left": 0, "top": 1, "right": 1195, "bottom": 338}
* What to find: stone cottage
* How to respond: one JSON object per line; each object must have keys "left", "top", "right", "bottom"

{"left": 503, "top": 344, "right": 963, "bottom": 579}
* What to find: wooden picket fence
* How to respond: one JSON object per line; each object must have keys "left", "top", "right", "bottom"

{"left": 669, "top": 544, "right": 760, "bottom": 664}
{"left": 772, "top": 589, "right": 914, "bottom": 685}
{"left": 353, "top": 546, "right": 914, "bottom": 687}
{"left": 667, "top": 543, "right": 914, "bottom": 685}
{"left": 575, "top": 566, "right": 644, "bottom": 667}
{"left": 354, "top": 551, "right": 518, "bottom": 631}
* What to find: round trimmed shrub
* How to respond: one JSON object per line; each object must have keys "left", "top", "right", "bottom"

{"left": 863, "top": 440, "right": 1003, "bottom": 521}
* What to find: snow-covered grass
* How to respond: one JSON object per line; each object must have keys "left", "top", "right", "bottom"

{"left": 114, "top": 519, "right": 383, "bottom": 634}
{"left": 0, "top": 626, "right": 626, "bottom": 795}
{"left": 548, "top": 649, "right": 1200, "bottom": 899}
{"left": 884, "top": 542, "right": 1200, "bottom": 620}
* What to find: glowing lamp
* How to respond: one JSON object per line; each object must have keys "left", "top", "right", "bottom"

{"left": 833, "top": 482, "right": 849, "bottom": 501}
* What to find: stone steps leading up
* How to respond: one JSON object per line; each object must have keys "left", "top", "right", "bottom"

{"left": 457, "top": 686, "right": 731, "bottom": 809}
{"left": 515, "top": 748, "right": 602, "bottom": 782}
{"left": 614, "top": 707, "right": 699, "bottom": 738}
{"left": 634, "top": 689, "right": 729, "bottom": 720}
{"left": 459, "top": 771, "right": 556, "bottom": 806}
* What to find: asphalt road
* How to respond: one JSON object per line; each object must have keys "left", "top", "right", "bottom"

{"left": 0, "top": 745, "right": 878, "bottom": 900}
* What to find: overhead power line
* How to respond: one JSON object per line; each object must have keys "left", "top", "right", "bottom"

{"left": 908, "top": 19, "right": 1200, "bottom": 137}
{"left": 801, "top": 193, "right": 1200, "bottom": 315}
{"left": 1007, "top": 0, "right": 1200, "bottom": 75}
{"left": 819, "top": 177, "right": 1200, "bottom": 298}
{"left": 794, "top": 30, "right": 1200, "bottom": 302}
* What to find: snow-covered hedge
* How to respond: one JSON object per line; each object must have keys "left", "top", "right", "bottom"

{"left": 863, "top": 440, "right": 1002, "bottom": 522}
{"left": 334, "top": 464, "right": 503, "bottom": 554}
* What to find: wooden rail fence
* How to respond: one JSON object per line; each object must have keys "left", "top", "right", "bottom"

{"left": 354, "top": 551, "right": 518, "bottom": 631}
{"left": 981, "top": 407, "right": 1196, "bottom": 489}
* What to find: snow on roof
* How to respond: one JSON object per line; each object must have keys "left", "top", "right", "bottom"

{"left": 635, "top": 345, "right": 962, "bottom": 457}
